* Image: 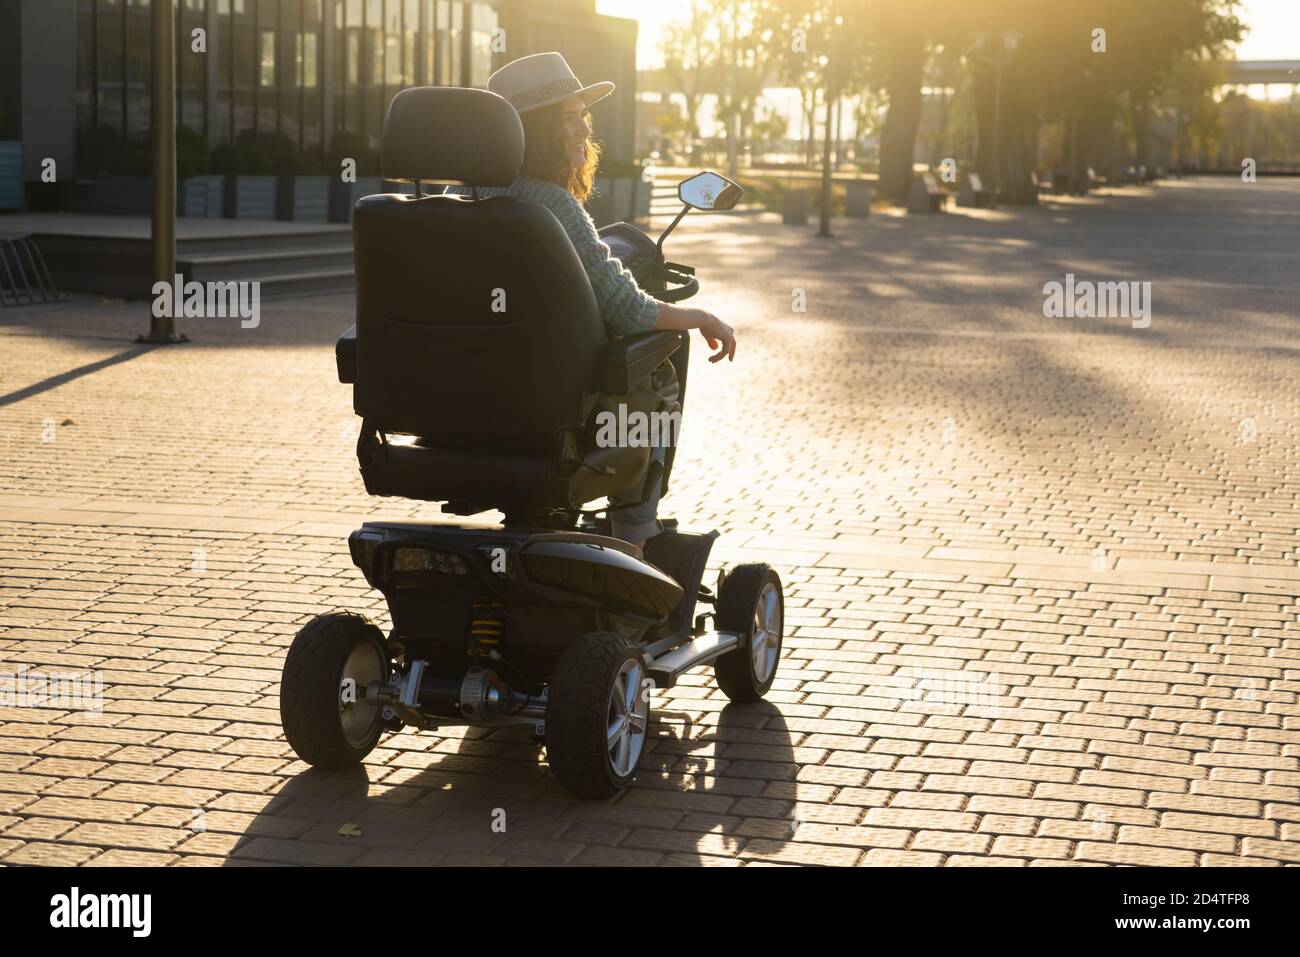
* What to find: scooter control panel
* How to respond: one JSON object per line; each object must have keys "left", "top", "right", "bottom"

{"left": 599, "top": 222, "right": 660, "bottom": 274}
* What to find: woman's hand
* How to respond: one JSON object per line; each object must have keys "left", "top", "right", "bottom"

{"left": 652, "top": 303, "right": 737, "bottom": 363}
{"left": 696, "top": 310, "right": 736, "bottom": 363}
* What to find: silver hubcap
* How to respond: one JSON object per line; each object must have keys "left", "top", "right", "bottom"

{"left": 751, "top": 582, "right": 781, "bottom": 684}
{"left": 339, "top": 641, "right": 384, "bottom": 749}
{"left": 606, "top": 658, "right": 649, "bottom": 778}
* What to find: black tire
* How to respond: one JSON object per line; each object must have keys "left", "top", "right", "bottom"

{"left": 713, "top": 564, "right": 783, "bottom": 703}
{"left": 546, "top": 632, "right": 649, "bottom": 799}
{"left": 280, "top": 612, "right": 389, "bottom": 769}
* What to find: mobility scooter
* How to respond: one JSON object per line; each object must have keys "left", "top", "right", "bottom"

{"left": 279, "top": 87, "right": 783, "bottom": 798}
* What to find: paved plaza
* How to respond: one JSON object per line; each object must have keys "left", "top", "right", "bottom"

{"left": 1, "top": 177, "right": 1298, "bottom": 866}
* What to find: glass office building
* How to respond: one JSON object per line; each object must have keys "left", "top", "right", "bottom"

{"left": 74, "top": 0, "right": 501, "bottom": 176}
{"left": 1, "top": 0, "right": 637, "bottom": 196}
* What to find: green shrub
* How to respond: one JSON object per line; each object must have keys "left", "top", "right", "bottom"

{"left": 273, "top": 152, "right": 325, "bottom": 176}
{"left": 237, "top": 143, "right": 273, "bottom": 175}
{"left": 209, "top": 143, "right": 242, "bottom": 175}
{"left": 109, "top": 144, "right": 151, "bottom": 176}
{"left": 176, "top": 124, "right": 209, "bottom": 178}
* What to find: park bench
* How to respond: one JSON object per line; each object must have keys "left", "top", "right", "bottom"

{"left": 908, "top": 170, "right": 949, "bottom": 213}
{"left": 957, "top": 172, "right": 993, "bottom": 208}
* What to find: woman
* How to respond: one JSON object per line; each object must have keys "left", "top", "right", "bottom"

{"left": 463, "top": 53, "right": 737, "bottom": 549}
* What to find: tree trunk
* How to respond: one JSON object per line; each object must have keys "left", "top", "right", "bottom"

{"left": 974, "top": 55, "right": 1038, "bottom": 205}
{"left": 877, "top": 29, "right": 926, "bottom": 204}
{"left": 1132, "top": 103, "right": 1152, "bottom": 170}
{"left": 1066, "top": 112, "right": 1085, "bottom": 193}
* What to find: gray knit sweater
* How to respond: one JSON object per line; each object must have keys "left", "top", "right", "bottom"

{"left": 444, "top": 176, "right": 660, "bottom": 338}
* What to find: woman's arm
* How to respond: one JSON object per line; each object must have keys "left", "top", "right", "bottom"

{"left": 651, "top": 302, "right": 736, "bottom": 363}
{"left": 515, "top": 180, "right": 737, "bottom": 361}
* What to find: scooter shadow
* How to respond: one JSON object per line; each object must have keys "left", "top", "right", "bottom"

{"left": 223, "top": 700, "right": 796, "bottom": 866}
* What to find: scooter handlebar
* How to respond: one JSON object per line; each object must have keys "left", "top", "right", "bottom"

{"left": 654, "top": 268, "right": 699, "bottom": 303}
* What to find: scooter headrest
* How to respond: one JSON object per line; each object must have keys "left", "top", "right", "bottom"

{"left": 381, "top": 87, "right": 524, "bottom": 186}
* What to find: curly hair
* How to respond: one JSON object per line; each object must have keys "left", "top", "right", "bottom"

{"left": 519, "top": 101, "right": 602, "bottom": 203}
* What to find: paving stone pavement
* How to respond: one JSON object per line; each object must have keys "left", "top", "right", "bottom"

{"left": 1, "top": 177, "right": 1298, "bottom": 866}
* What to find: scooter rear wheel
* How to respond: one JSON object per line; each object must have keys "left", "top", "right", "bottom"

{"left": 714, "top": 564, "right": 783, "bottom": 702}
{"left": 546, "top": 632, "right": 650, "bottom": 798}
{"left": 280, "top": 612, "right": 389, "bottom": 769}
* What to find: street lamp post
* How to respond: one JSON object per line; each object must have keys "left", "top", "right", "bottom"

{"left": 727, "top": 0, "right": 739, "bottom": 180}
{"left": 141, "top": 0, "right": 187, "bottom": 344}
{"left": 991, "top": 49, "right": 1002, "bottom": 208}
{"left": 818, "top": 18, "right": 845, "bottom": 238}
{"left": 819, "top": 87, "right": 834, "bottom": 237}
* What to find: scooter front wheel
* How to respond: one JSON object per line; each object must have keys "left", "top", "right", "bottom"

{"left": 714, "top": 564, "right": 783, "bottom": 703}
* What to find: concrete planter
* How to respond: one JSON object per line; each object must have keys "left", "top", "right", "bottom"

{"left": 844, "top": 180, "right": 871, "bottom": 218}
{"left": 231, "top": 175, "right": 278, "bottom": 220}
{"left": 180, "top": 175, "right": 225, "bottom": 218}
{"left": 782, "top": 189, "right": 810, "bottom": 225}
{"left": 0, "top": 142, "right": 24, "bottom": 211}
{"left": 277, "top": 175, "right": 330, "bottom": 222}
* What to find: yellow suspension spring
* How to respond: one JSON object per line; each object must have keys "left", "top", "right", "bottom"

{"left": 468, "top": 601, "right": 505, "bottom": 655}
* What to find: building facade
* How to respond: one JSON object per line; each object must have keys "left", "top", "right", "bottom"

{"left": 0, "top": 0, "right": 638, "bottom": 203}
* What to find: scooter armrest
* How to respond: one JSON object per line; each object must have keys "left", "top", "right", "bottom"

{"left": 336, "top": 324, "right": 357, "bottom": 384}
{"left": 598, "top": 330, "right": 682, "bottom": 395}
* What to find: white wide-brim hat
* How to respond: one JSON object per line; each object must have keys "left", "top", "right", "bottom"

{"left": 487, "top": 52, "right": 615, "bottom": 115}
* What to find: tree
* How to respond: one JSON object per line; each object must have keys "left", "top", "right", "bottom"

{"left": 874, "top": 14, "right": 927, "bottom": 203}
{"left": 961, "top": 0, "right": 1243, "bottom": 201}
{"left": 659, "top": 1, "right": 722, "bottom": 154}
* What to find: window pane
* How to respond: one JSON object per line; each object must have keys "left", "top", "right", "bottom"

{"left": 386, "top": 32, "right": 403, "bottom": 87}
{"left": 233, "top": 0, "right": 255, "bottom": 143}
{"left": 260, "top": 31, "right": 276, "bottom": 87}
{"left": 125, "top": 0, "right": 152, "bottom": 145}
{"left": 469, "top": 3, "right": 496, "bottom": 88}
{"left": 302, "top": 33, "right": 318, "bottom": 88}
{"left": 368, "top": 0, "right": 382, "bottom": 85}
{"left": 180, "top": 0, "right": 207, "bottom": 135}
{"left": 425, "top": 0, "right": 435, "bottom": 86}
{"left": 76, "top": 0, "right": 96, "bottom": 174}
{"left": 404, "top": 0, "right": 418, "bottom": 86}
{"left": 302, "top": 0, "right": 322, "bottom": 154}
{"left": 435, "top": 1, "right": 461, "bottom": 87}
{"left": 366, "top": 0, "right": 383, "bottom": 146}
{"left": 384, "top": 0, "right": 402, "bottom": 87}
{"left": 216, "top": 0, "right": 233, "bottom": 143}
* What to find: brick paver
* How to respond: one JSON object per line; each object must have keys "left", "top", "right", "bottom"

{"left": 2, "top": 178, "right": 1299, "bottom": 865}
